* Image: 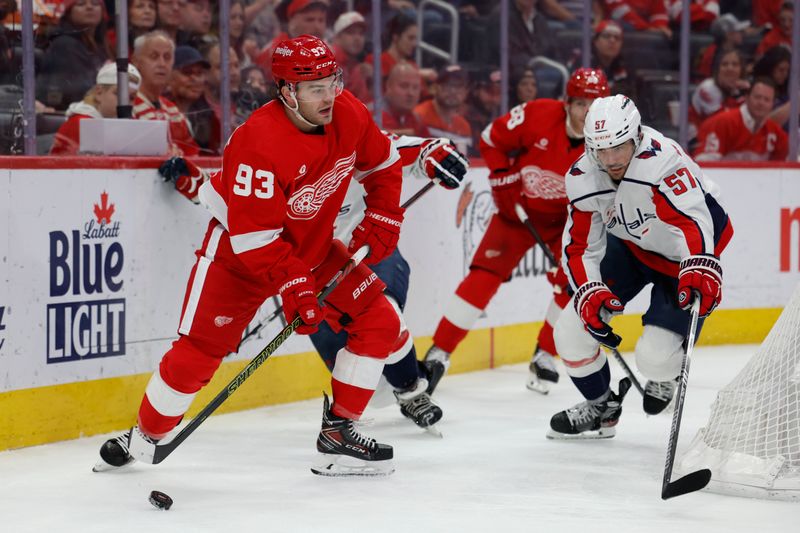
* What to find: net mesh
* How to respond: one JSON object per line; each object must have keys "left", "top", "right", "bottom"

{"left": 678, "top": 284, "right": 800, "bottom": 500}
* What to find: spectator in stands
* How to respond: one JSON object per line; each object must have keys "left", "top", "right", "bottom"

{"left": 666, "top": 0, "right": 719, "bottom": 30}
{"left": 211, "top": 0, "right": 250, "bottom": 66}
{"left": 156, "top": 0, "right": 182, "bottom": 42}
{"left": 755, "top": 47, "right": 795, "bottom": 128}
{"left": 381, "top": 61, "right": 430, "bottom": 137}
{"left": 465, "top": 68, "right": 502, "bottom": 156}
{"left": 235, "top": 65, "right": 271, "bottom": 122}
{"left": 131, "top": 30, "right": 200, "bottom": 156}
{"left": 178, "top": 0, "right": 214, "bottom": 48}
{"left": 689, "top": 48, "right": 749, "bottom": 139}
{"left": 753, "top": 0, "right": 784, "bottom": 30}
{"left": 415, "top": 64, "right": 473, "bottom": 154}
{"left": 255, "top": 0, "right": 329, "bottom": 79}
{"left": 130, "top": 0, "right": 158, "bottom": 38}
{"left": 511, "top": 67, "right": 538, "bottom": 106}
{"left": 695, "top": 13, "right": 749, "bottom": 81}
{"left": 568, "top": 20, "right": 632, "bottom": 97}
{"left": 600, "top": 0, "right": 672, "bottom": 39}
{"left": 694, "top": 77, "right": 788, "bottom": 161}
{"left": 166, "top": 45, "right": 210, "bottom": 140}
{"left": 37, "top": 0, "right": 111, "bottom": 111}
{"left": 191, "top": 42, "right": 241, "bottom": 153}
{"left": 366, "top": 13, "right": 435, "bottom": 85}
{"left": 332, "top": 11, "right": 371, "bottom": 103}
{"left": 50, "top": 63, "right": 142, "bottom": 155}
{"left": 756, "top": 1, "right": 793, "bottom": 58}
{"left": 487, "top": 0, "right": 555, "bottom": 72}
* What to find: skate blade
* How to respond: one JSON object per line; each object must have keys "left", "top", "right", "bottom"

{"left": 423, "top": 424, "right": 443, "bottom": 438}
{"left": 546, "top": 426, "right": 616, "bottom": 440}
{"left": 310, "top": 453, "right": 395, "bottom": 477}
{"left": 526, "top": 374, "right": 551, "bottom": 394}
{"left": 92, "top": 457, "right": 134, "bottom": 473}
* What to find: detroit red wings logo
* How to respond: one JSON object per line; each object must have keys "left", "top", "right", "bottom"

{"left": 287, "top": 152, "right": 356, "bottom": 220}
{"left": 520, "top": 165, "right": 567, "bottom": 200}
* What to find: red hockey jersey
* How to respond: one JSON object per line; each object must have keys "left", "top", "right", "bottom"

{"left": 479, "top": 98, "right": 585, "bottom": 216}
{"left": 694, "top": 104, "right": 789, "bottom": 162}
{"left": 198, "top": 90, "right": 403, "bottom": 283}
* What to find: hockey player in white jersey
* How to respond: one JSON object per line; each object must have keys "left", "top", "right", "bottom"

{"left": 548, "top": 94, "right": 733, "bottom": 439}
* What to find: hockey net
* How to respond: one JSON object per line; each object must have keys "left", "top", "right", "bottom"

{"left": 677, "top": 284, "right": 800, "bottom": 501}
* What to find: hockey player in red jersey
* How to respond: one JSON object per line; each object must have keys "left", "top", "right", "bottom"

{"left": 95, "top": 35, "right": 408, "bottom": 477}
{"left": 423, "top": 68, "right": 611, "bottom": 395}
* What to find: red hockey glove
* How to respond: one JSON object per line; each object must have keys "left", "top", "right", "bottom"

{"left": 488, "top": 169, "right": 522, "bottom": 221}
{"left": 677, "top": 255, "right": 722, "bottom": 318}
{"left": 575, "top": 281, "right": 624, "bottom": 348}
{"left": 417, "top": 138, "right": 468, "bottom": 189}
{"left": 278, "top": 270, "right": 324, "bottom": 335}
{"left": 158, "top": 157, "right": 206, "bottom": 204}
{"left": 348, "top": 208, "right": 404, "bottom": 265}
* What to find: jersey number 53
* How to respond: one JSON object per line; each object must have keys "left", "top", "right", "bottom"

{"left": 233, "top": 163, "right": 274, "bottom": 199}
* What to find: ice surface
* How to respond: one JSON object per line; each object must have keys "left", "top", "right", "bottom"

{"left": 0, "top": 345, "right": 797, "bottom": 532}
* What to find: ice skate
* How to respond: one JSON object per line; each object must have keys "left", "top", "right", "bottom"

{"left": 423, "top": 345, "right": 451, "bottom": 394}
{"left": 643, "top": 378, "right": 678, "bottom": 415}
{"left": 395, "top": 378, "right": 443, "bottom": 437}
{"left": 312, "top": 393, "right": 394, "bottom": 477}
{"left": 547, "top": 378, "right": 631, "bottom": 440}
{"left": 93, "top": 430, "right": 134, "bottom": 472}
{"left": 525, "top": 346, "right": 560, "bottom": 394}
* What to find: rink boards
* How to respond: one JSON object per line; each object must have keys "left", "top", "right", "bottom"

{"left": 0, "top": 157, "right": 798, "bottom": 451}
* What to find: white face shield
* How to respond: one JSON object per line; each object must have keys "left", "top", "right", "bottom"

{"left": 290, "top": 69, "right": 344, "bottom": 103}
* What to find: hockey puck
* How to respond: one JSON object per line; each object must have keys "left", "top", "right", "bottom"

{"left": 148, "top": 490, "right": 173, "bottom": 510}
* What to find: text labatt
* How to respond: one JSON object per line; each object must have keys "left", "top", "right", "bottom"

{"left": 47, "top": 192, "right": 126, "bottom": 362}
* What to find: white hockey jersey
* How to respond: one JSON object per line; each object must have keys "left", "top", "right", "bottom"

{"left": 562, "top": 126, "right": 734, "bottom": 290}
{"left": 334, "top": 134, "right": 432, "bottom": 243}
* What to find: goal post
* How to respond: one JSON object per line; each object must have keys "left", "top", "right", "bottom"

{"left": 677, "top": 284, "right": 800, "bottom": 501}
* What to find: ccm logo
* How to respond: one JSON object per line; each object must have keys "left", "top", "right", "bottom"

{"left": 353, "top": 273, "right": 378, "bottom": 299}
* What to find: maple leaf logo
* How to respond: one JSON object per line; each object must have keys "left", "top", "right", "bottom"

{"left": 93, "top": 191, "right": 115, "bottom": 224}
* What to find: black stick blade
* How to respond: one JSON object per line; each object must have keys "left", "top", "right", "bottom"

{"left": 661, "top": 469, "right": 712, "bottom": 500}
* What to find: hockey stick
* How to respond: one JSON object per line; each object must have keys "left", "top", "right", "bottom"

{"left": 660, "top": 298, "right": 711, "bottom": 499}
{"left": 234, "top": 180, "right": 439, "bottom": 351}
{"left": 150, "top": 245, "right": 371, "bottom": 464}
{"left": 606, "top": 346, "right": 645, "bottom": 396}
{"left": 514, "top": 203, "right": 558, "bottom": 268}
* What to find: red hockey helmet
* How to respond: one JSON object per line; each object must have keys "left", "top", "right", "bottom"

{"left": 272, "top": 35, "right": 339, "bottom": 84}
{"left": 566, "top": 68, "right": 610, "bottom": 99}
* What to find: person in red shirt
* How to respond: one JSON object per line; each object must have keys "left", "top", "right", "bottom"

{"left": 50, "top": 62, "right": 142, "bottom": 155}
{"left": 695, "top": 14, "right": 749, "bottom": 81}
{"left": 414, "top": 65, "right": 473, "bottom": 155}
{"left": 423, "top": 69, "right": 611, "bottom": 395}
{"left": 131, "top": 30, "right": 201, "bottom": 156}
{"left": 689, "top": 48, "right": 749, "bottom": 140}
{"left": 756, "top": 1, "right": 793, "bottom": 58}
{"left": 381, "top": 61, "right": 430, "bottom": 137}
{"left": 331, "top": 11, "right": 371, "bottom": 103}
{"left": 254, "top": 0, "right": 329, "bottom": 81}
{"left": 365, "top": 13, "right": 436, "bottom": 89}
{"left": 95, "top": 36, "right": 407, "bottom": 477}
{"left": 694, "top": 77, "right": 789, "bottom": 161}
{"left": 601, "top": 0, "right": 672, "bottom": 38}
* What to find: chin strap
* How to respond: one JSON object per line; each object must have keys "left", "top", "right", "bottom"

{"left": 280, "top": 87, "right": 321, "bottom": 128}
{"left": 565, "top": 113, "right": 584, "bottom": 140}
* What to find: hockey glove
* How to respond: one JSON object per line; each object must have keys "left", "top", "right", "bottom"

{"left": 488, "top": 169, "right": 522, "bottom": 221}
{"left": 417, "top": 138, "right": 469, "bottom": 189}
{"left": 575, "top": 281, "right": 624, "bottom": 348}
{"left": 546, "top": 264, "right": 569, "bottom": 295}
{"left": 278, "top": 270, "right": 324, "bottom": 335}
{"left": 158, "top": 156, "right": 206, "bottom": 204}
{"left": 348, "top": 208, "right": 404, "bottom": 265}
{"left": 677, "top": 254, "right": 722, "bottom": 318}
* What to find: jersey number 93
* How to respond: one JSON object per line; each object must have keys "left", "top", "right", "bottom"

{"left": 233, "top": 163, "right": 275, "bottom": 199}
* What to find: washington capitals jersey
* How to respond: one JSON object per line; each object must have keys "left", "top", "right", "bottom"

{"left": 562, "top": 126, "right": 733, "bottom": 289}
{"left": 480, "top": 98, "right": 585, "bottom": 216}
{"left": 198, "top": 90, "right": 402, "bottom": 281}
{"left": 334, "top": 134, "right": 431, "bottom": 244}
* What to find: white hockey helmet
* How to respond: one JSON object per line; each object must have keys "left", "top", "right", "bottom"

{"left": 583, "top": 95, "right": 642, "bottom": 163}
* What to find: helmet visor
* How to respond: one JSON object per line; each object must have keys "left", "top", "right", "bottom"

{"left": 293, "top": 69, "right": 344, "bottom": 103}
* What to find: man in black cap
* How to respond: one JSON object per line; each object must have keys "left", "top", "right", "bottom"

{"left": 414, "top": 65, "right": 473, "bottom": 154}
{"left": 167, "top": 45, "right": 211, "bottom": 119}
